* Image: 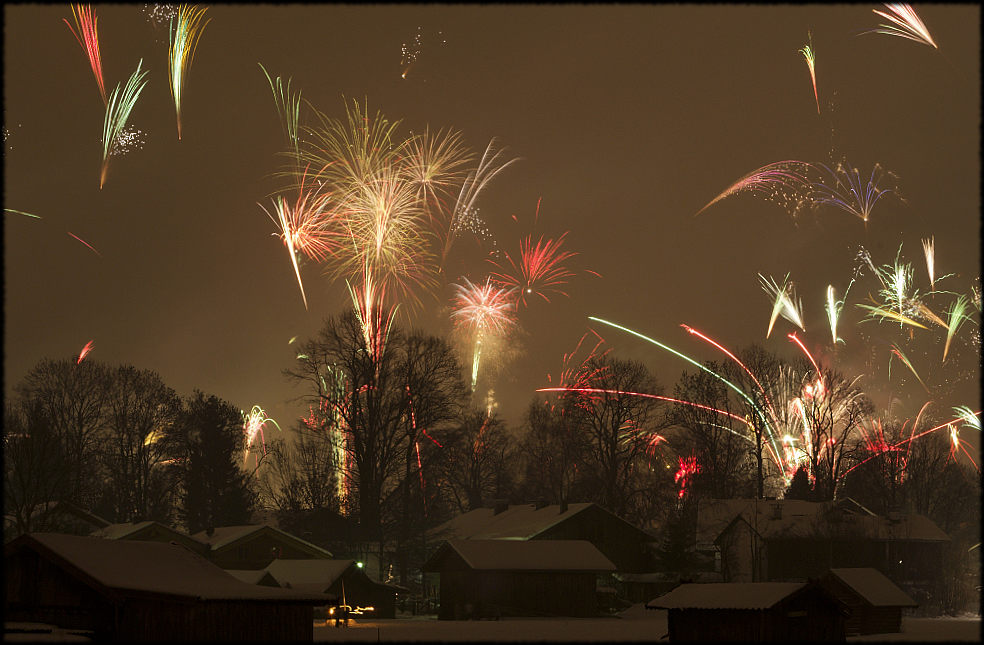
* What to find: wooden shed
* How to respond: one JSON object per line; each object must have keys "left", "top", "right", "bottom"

{"left": 820, "top": 568, "right": 917, "bottom": 635}
{"left": 265, "top": 559, "right": 400, "bottom": 619}
{"left": 91, "top": 521, "right": 209, "bottom": 557}
{"left": 423, "top": 539, "right": 615, "bottom": 620}
{"left": 647, "top": 582, "right": 846, "bottom": 642}
{"left": 5, "top": 533, "right": 332, "bottom": 642}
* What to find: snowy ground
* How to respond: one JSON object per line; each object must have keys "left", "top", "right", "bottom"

{"left": 313, "top": 606, "right": 982, "bottom": 642}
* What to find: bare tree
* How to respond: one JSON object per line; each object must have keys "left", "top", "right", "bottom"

{"left": 15, "top": 358, "right": 111, "bottom": 509}
{"left": 439, "top": 410, "right": 515, "bottom": 513}
{"left": 519, "top": 399, "right": 587, "bottom": 507}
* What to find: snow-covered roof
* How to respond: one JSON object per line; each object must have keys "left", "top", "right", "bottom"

{"left": 647, "top": 582, "right": 807, "bottom": 610}
{"left": 265, "top": 559, "right": 355, "bottom": 591}
{"left": 190, "top": 524, "right": 333, "bottom": 557}
{"left": 90, "top": 521, "right": 157, "bottom": 540}
{"left": 828, "top": 568, "right": 917, "bottom": 607}
{"left": 225, "top": 569, "right": 280, "bottom": 587}
{"left": 430, "top": 503, "right": 598, "bottom": 541}
{"left": 10, "top": 533, "right": 329, "bottom": 603}
{"left": 428, "top": 539, "right": 615, "bottom": 572}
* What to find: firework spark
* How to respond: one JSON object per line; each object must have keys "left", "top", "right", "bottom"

{"left": 101, "top": 59, "right": 150, "bottom": 188}
{"left": 259, "top": 63, "right": 302, "bottom": 162}
{"left": 168, "top": 4, "right": 210, "bottom": 140}
{"left": 451, "top": 277, "right": 517, "bottom": 391}
{"left": 825, "top": 284, "right": 848, "bottom": 345}
{"left": 942, "top": 294, "right": 971, "bottom": 363}
{"left": 799, "top": 32, "right": 820, "bottom": 115}
{"left": 492, "top": 232, "right": 578, "bottom": 307}
{"left": 66, "top": 231, "right": 102, "bottom": 257}
{"left": 695, "top": 160, "right": 813, "bottom": 217}
{"left": 864, "top": 3, "right": 938, "bottom": 49}
{"left": 242, "top": 405, "right": 281, "bottom": 464}
{"left": 760, "top": 273, "right": 806, "bottom": 338}
{"left": 64, "top": 4, "right": 107, "bottom": 105}
{"left": 77, "top": 340, "right": 94, "bottom": 364}
{"left": 921, "top": 236, "right": 935, "bottom": 291}
{"left": 400, "top": 26, "right": 423, "bottom": 79}
{"left": 889, "top": 344, "right": 930, "bottom": 393}
{"left": 809, "top": 161, "right": 899, "bottom": 224}
{"left": 110, "top": 125, "right": 146, "bottom": 157}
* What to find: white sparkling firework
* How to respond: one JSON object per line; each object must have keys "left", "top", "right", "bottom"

{"left": 110, "top": 124, "right": 146, "bottom": 157}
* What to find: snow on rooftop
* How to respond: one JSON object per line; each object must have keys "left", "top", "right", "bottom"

{"left": 435, "top": 539, "right": 615, "bottom": 572}
{"left": 265, "top": 559, "right": 355, "bottom": 590}
{"left": 829, "top": 568, "right": 918, "bottom": 607}
{"left": 430, "top": 503, "right": 594, "bottom": 541}
{"left": 17, "top": 533, "right": 328, "bottom": 603}
{"left": 190, "top": 524, "right": 333, "bottom": 557}
{"left": 647, "top": 582, "right": 807, "bottom": 610}
{"left": 90, "top": 521, "right": 156, "bottom": 540}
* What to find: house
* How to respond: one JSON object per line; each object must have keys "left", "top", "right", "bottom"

{"left": 423, "top": 539, "right": 616, "bottom": 620}
{"left": 91, "top": 521, "right": 209, "bottom": 557}
{"left": 265, "top": 559, "right": 401, "bottom": 618}
{"left": 5, "top": 501, "right": 111, "bottom": 540}
{"left": 190, "top": 524, "right": 333, "bottom": 570}
{"left": 429, "top": 502, "right": 655, "bottom": 572}
{"left": 820, "top": 568, "right": 917, "bottom": 635}
{"left": 704, "top": 498, "right": 949, "bottom": 591}
{"left": 5, "top": 533, "right": 333, "bottom": 642}
{"left": 647, "top": 582, "right": 846, "bottom": 642}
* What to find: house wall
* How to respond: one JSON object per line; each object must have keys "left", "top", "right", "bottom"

{"left": 536, "top": 506, "right": 651, "bottom": 572}
{"left": 118, "top": 599, "right": 313, "bottom": 642}
{"left": 820, "top": 574, "right": 904, "bottom": 635}
{"left": 437, "top": 569, "right": 597, "bottom": 619}
{"left": 326, "top": 569, "right": 396, "bottom": 619}
{"left": 717, "top": 521, "right": 765, "bottom": 582}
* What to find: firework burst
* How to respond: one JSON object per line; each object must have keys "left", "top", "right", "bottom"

{"left": 695, "top": 160, "right": 814, "bottom": 217}
{"left": 799, "top": 32, "right": 820, "bottom": 115}
{"left": 64, "top": 4, "right": 107, "bottom": 105}
{"left": 242, "top": 405, "right": 281, "bottom": 465}
{"left": 101, "top": 59, "right": 150, "bottom": 189}
{"left": 864, "top": 3, "right": 938, "bottom": 49}
{"left": 77, "top": 340, "right": 94, "bottom": 364}
{"left": 760, "top": 273, "right": 806, "bottom": 338}
{"left": 168, "top": 4, "right": 210, "bottom": 140}
{"left": 451, "top": 277, "right": 517, "bottom": 391}
{"left": 809, "top": 161, "right": 899, "bottom": 224}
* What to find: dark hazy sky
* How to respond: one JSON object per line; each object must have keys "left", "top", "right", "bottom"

{"left": 4, "top": 5, "right": 980, "bottom": 436}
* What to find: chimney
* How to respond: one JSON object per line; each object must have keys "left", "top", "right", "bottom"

{"left": 206, "top": 526, "right": 215, "bottom": 537}
{"left": 493, "top": 500, "right": 509, "bottom": 515}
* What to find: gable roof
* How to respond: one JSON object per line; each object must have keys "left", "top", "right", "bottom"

{"left": 430, "top": 502, "right": 652, "bottom": 543}
{"left": 647, "top": 582, "right": 808, "bottom": 610}
{"left": 265, "top": 559, "right": 356, "bottom": 592}
{"left": 190, "top": 524, "right": 333, "bottom": 558}
{"left": 6, "top": 533, "right": 329, "bottom": 603}
{"left": 226, "top": 569, "right": 281, "bottom": 587}
{"left": 827, "top": 568, "right": 917, "bottom": 607}
{"left": 424, "top": 539, "right": 615, "bottom": 572}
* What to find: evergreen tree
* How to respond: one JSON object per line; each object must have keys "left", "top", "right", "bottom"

{"left": 175, "top": 391, "right": 256, "bottom": 534}
{"left": 784, "top": 465, "right": 814, "bottom": 501}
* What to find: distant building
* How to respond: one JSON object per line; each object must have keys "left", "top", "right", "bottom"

{"left": 430, "top": 502, "right": 656, "bottom": 572}
{"left": 5, "top": 501, "right": 111, "bottom": 540}
{"left": 820, "top": 568, "right": 917, "bottom": 635}
{"left": 647, "top": 581, "right": 846, "bottom": 642}
{"left": 91, "top": 520, "right": 209, "bottom": 557}
{"left": 265, "top": 559, "right": 401, "bottom": 618}
{"left": 190, "top": 524, "right": 333, "bottom": 570}
{"left": 423, "top": 539, "right": 616, "bottom": 619}
{"left": 5, "top": 533, "right": 331, "bottom": 642}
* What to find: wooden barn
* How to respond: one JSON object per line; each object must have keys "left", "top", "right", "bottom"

{"left": 820, "top": 567, "right": 917, "bottom": 635}
{"left": 265, "top": 559, "right": 401, "bottom": 619}
{"left": 647, "top": 582, "right": 846, "bottom": 642}
{"left": 429, "top": 501, "right": 655, "bottom": 572}
{"left": 423, "top": 539, "right": 615, "bottom": 620}
{"left": 5, "top": 533, "right": 332, "bottom": 642}
{"left": 190, "top": 524, "right": 333, "bottom": 570}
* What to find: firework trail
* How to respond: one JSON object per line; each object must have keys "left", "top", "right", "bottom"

{"left": 4, "top": 208, "right": 42, "bottom": 219}
{"left": 347, "top": 272, "right": 399, "bottom": 359}
{"left": 168, "top": 4, "right": 210, "bottom": 140}
{"left": 809, "top": 161, "right": 899, "bottom": 224}
{"left": 450, "top": 277, "right": 517, "bottom": 391}
{"left": 760, "top": 273, "right": 805, "bottom": 338}
{"left": 921, "top": 236, "right": 935, "bottom": 291}
{"left": 77, "top": 340, "right": 94, "bottom": 364}
{"left": 863, "top": 3, "right": 938, "bottom": 49}
{"left": 799, "top": 32, "right": 820, "bottom": 115}
{"left": 825, "top": 284, "right": 849, "bottom": 345}
{"left": 101, "top": 59, "right": 150, "bottom": 189}
{"left": 675, "top": 454, "right": 700, "bottom": 499}
{"left": 695, "top": 160, "right": 813, "bottom": 216}
{"left": 259, "top": 63, "right": 302, "bottom": 163}
{"left": 66, "top": 231, "right": 102, "bottom": 257}
{"left": 242, "top": 405, "right": 281, "bottom": 465}
{"left": 64, "top": 4, "right": 107, "bottom": 105}
{"left": 943, "top": 294, "right": 970, "bottom": 363}
{"left": 889, "top": 344, "right": 930, "bottom": 393}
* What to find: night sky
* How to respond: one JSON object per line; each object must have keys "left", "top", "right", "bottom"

{"left": 4, "top": 5, "right": 980, "bottom": 441}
